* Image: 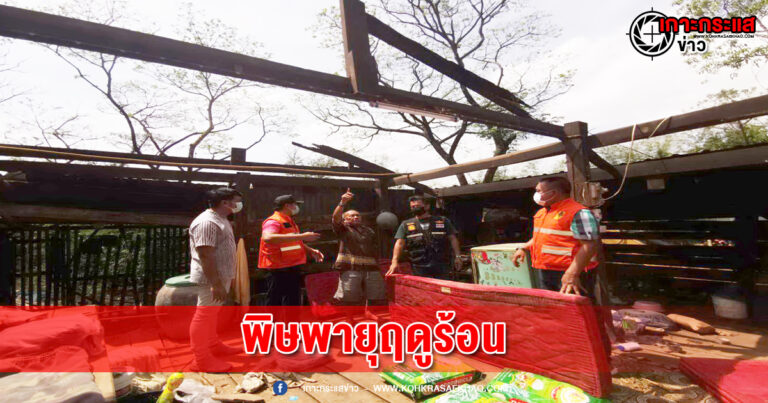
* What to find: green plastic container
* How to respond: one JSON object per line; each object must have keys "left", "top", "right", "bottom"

{"left": 164, "top": 274, "right": 196, "bottom": 287}
{"left": 470, "top": 243, "right": 536, "bottom": 288}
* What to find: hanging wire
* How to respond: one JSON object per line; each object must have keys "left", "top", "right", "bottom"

{"left": 604, "top": 117, "right": 670, "bottom": 201}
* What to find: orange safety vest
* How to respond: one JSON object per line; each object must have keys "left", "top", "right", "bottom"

{"left": 257, "top": 211, "right": 307, "bottom": 269}
{"left": 531, "top": 198, "right": 599, "bottom": 272}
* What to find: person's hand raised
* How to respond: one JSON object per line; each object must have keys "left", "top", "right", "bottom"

{"left": 340, "top": 188, "right": 354, "bottom": 205}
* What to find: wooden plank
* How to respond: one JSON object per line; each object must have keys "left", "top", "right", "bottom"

{"left": 291, "top": 142, "right": 435, "bottom": 195}
{"left": 605, "top": 252, "right": 733, "bottom": 269}
{"left": 436, "top": 142, "right": 768, "bottom": 197}
{"left": 397, "top": 94, "right": 768, "bottom": 186}
{"left": 367, "top": 15, "right": 533, "bottom": 120}
{"left": 602, "top": 230, "right": 735, "bottom": 240}
{"left": 0, "top": 159, "right": 383, "bottom": 188}
{"left": 0, "top": 5, "right": 555, "bottom": 136}
{"left": 0, "top": 143, "right": 381, "bottom": 177}
{"left": 377, "top": 86, "right": 564, "bottom": 136}
{"left": 300, "top": 372, "right": 387, "bottom": 403}
{"left": 605, "top": 243, "right": 738, "bottom": 258}
{"left": 0, "top": 159, "right": 237, "bottom": 183}
{"left": 249, "top": 174, "right": 377, "bottom": 190}
{"left": 603, "top": 220, "right": 744, "bottom": 231}
{"left": 395, "top": 140, "right": 564, "bottom": 186}
{"left": 92, "top": 371, "right": 116, "bottom": 401}
{"left": 0, "top": 203, "right": 193, "bottom": 226}
{"left": 607, "top": 262, "right": 736, "bottom": 281}
{"left": 587, "top": 94, "right": 768, "bottom": 149}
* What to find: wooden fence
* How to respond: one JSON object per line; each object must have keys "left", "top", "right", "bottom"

{"left": 601, "top": 218, "right": 768, "bottom": 300}
{"left": 0, "top": 225, "right": 189, "bottom": 306}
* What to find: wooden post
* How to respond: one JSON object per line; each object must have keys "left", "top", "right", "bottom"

{"left": 564, "top": 121, "right": 591, "bottom": 204}
{"left": 565, "top": 121, "right": 613, "bottom": 348}
{"left": 231, "top": 148, "right": 251, "bottom": 243}
{"left": 376, "top": 178, "right": 394, "bottom": 261}
{"left": 0, "top": 231, "right": 13, "bottom": 305}
{"left": 733, "top": 215, "right": 759, "bottom": 320}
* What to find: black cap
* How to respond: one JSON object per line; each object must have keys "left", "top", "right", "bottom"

{"left": 274, "top": 194, "right": 303, "bottom": 210}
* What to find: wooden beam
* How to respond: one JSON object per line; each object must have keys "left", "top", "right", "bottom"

{"left": 367, "top": 14, "right": 532, "bottom": 119}
{"left": 0, "top": 159, "right": 380, "bottom": 188}
{"left": 0, "top": 5, "right": 557, "bottom": 136}
{"left": 0, "top": 203, "right": 192, "bottom": 226}
{"left": 0, "top": 143, "right": 386, "bottom": 177}
{"left": 377, "top": 86, "right": 564, "bottom": 136}
{"left": 587, "top": 94, "right": 768, "bottom": 149}
{"left": 248, "top": 175, "right": 377, "bottom": 189}
{"left": 436, "top": 143, "right": 768, "bottom": 197}
{"left": 0, "top": 160, "right": 237, "bottom": 183}
{"left": 393, "top": 140, "right": 564, "bottom": 186}
{"left": 588, "top": 149, "right": 622, "bottom": 180}
{"left": 341, "top": 0, "right": 378, "bottom": 94}
{"left": 393, "top": 93, "right": 768, "bottom": 185}
{"left": 291, "top": 142, "right": 436, "bottom": 195}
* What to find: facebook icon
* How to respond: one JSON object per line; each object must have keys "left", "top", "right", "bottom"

{"left": 273, "top": 380, "right": 288, "bottom": 396}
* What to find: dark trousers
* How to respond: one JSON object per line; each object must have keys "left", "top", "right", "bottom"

{"left": 412, "top": 264, "right": 450, "bottom": 280}
{"left": 534, "top": 268, "right": 597, "bottom": 299}
{"left": 263, "top": 265, "right": 303, "bottom": 306}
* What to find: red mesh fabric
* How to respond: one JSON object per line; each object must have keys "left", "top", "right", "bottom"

{"left": 304, "top": 272, "right": 341, "bottom": 318}
{"left": 680, "top": 357, "right": 768, "bottom": 403}
{"left": 388, "top": 274, "right": 613, "bottom": 398}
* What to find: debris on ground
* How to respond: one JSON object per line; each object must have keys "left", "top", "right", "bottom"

{"left": 666, "top": 314, "right": 716, "bottom": 335}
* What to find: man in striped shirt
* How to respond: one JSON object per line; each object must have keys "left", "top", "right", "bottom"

{"left": 188, "top": 187, "right": 243, "bottom": 372}
{"left": 513, "top": 177, "right": 601, "bottom": 297}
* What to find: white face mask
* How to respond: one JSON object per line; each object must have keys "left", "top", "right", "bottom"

{"left": 533, "top": 190, "right": 554, "bottom": 206}
{"left": 231, "top": 201, "right": 243, "bottom": 214}
{"left": 289, "top": 205, "right": 300, "bottom": 215}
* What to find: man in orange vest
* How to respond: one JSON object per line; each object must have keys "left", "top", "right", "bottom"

{"left": 258, "top": 194, "right": 324, "bottom": 306}
{"left": 513, "top": 177, "right": 600, "bottom": 296}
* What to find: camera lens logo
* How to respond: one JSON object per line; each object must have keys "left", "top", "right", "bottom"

{"left": 628, "top": 10, "right": 676, "bottom": 59}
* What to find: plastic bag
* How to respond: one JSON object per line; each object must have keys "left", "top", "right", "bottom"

{"left": 174, "top": 378, "right": 216, "bottom": 403}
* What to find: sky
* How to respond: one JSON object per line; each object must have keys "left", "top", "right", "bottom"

{"left": 0, "top": 0, "right": 765, "bottom": 188}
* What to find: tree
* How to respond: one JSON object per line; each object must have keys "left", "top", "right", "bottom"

{"left": 310, "top": 0, "right": 573, "bottom": 185}
{"left": 40, "top": 1, "right": 279, "bottom": 159}
{"left": 0, "top": 40, "right": 24, "bottom": 106}
{"left": 674, "top": 0, "right": 768, "bottom": 74}
{"left": 686, "top": 88, "right": 768, "bottom": 152}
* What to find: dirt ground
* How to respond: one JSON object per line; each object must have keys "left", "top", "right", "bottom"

{"left": 134, "top": 306, "right": 767, "bottom": 402}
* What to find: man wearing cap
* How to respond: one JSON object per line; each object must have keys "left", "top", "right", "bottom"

{"left": 258, "top": 194, "right": 324, "bottom": 306}
{"left": 387, "top": 195, "right": 462, "bottom": 280}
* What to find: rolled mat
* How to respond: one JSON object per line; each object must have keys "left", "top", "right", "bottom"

{"left": 389, "top": 274, "right": 612, "bottom": 398}
{"left": 680, "top": 357, "right": 768, "bottom": 403}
